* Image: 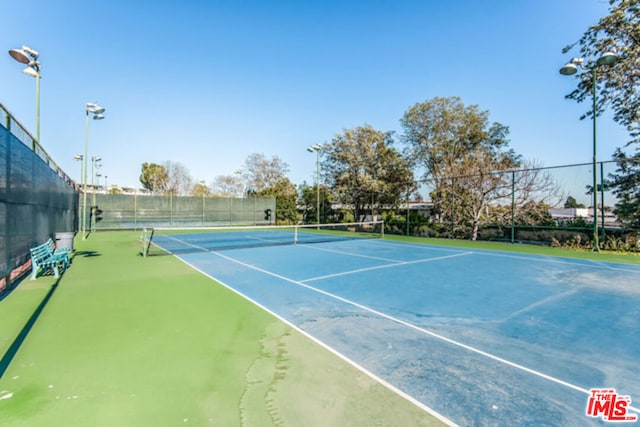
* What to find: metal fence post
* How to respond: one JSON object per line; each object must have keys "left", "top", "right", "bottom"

{"left": 600, "top": 161, "right": 606, "bottom": 244}
{"left": 511, "top": 170, "right": 515, "bottom": 244}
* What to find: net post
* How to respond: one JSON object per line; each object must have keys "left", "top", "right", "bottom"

{"left": 143, "top": 228, "right": 155, "bottom": 258}
{"left": 140, "top": 228, "right": 147, "bottom": 257}
{"left": 294, "top": 224, "right": 298, "bottom": 244}
{"left": 380, "top": 220, "right": 384, "bottom": 239}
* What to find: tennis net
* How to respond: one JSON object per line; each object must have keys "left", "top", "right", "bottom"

{"left": 142, "top": 221, "right": 384, "bottom": 256}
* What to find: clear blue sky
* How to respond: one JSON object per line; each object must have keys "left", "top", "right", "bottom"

{"left": 1, "top": 0, "right": 630, "bottom": 193}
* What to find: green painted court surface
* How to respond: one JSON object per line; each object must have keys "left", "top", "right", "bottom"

{"left": 0, "top": 232, "right": 638, "bottom": 426}
{"left": 0, "top": 232, "right": 442, "bottom": 426}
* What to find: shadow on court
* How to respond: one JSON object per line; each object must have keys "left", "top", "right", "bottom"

{"left": 72, "top": 250, "right": 101, "bottom": 258}
{"left": 0, "top": 277, "right": 61, "bottom": 379}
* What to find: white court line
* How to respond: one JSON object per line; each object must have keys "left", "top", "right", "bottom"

{"left": 376, "top": 239, "right": 640, "bottom": 273}
{"left": 302, "top": 252, "right": 472, "bottom": 283}
{"left": 162, "top": 235, "right": 208, "bottom": 251}
{"left": 299, "top": 244, "right": 406, "bottom": 263}
{"left": 472, "top": 250, "right": 640, "bottom": 273}
{"left": 213, "top": 250, "right": 640, "bottom": 414}
{"left": 171, "top": 254, "right": 458, "bottom": 426}
{"left": 161, "top": 233, "right": 286, "bottom": 250}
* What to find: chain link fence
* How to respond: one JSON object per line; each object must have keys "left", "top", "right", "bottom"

{"left": 1, "top": 103, "right": 78, "bottom": 293}
{"left": 385, "top": 161, "right": 640, "bottom": 251}
{"left": 89, "top": 193, "right": 276, "bottom": 229}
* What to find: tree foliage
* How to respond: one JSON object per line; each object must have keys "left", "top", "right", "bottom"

{"left": 241, "top": 153, "right": 290, "bottom": 194}
{"left": 164, "top": 161, "right": 193, "bottom": 195}
{"left": 324, "top": 124, "right": 414, "bottom": 221}
{"left": 139, "top": 162, "right": 169, "bottom": 193}
{"left": 565, "top": 1, "right": 640, "bottom": 230}
{"left": 191, "top": 181, "right": 210, "bottom": 197}
{"left": 212, "top": 174, "right": 244, "bottom": 197}
{"left": 608, "top": 149, "right": 640, "bottom": 227}
{"left": 256, "top": 178, "right": 299, "bottom": 224}
{"left": 139, "top": 161, "right": 193, "bottom": 195}
{"left": 564, "top": 196, "right": 586, "bottom": 209}
{"left": 299, "top": 183, "right": 334, "bottom": 224}
{"left": 401, "top": 97, "right": 523, "bottom": 239}
{"left": 563, "top": 0, "right": 640, "bottom": 145}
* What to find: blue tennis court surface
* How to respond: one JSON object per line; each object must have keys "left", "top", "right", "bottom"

{"left": 157, "top": 236, "right": 640, "bottom": 426}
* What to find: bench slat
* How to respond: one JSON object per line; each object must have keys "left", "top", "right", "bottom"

{"left": 30, "top": 238, "right": 71, "bottom": 280}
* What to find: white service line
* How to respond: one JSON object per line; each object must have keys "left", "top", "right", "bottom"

{"left": 163, "top": 235, "right": 208, "bottom": 251}
{"left": 299, "top": 243, "right": 406, "bottom": 263}
{"left": 302, "top": 252, "right": 473, "bottom": 283}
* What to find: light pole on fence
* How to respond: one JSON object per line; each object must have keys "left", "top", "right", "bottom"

{"left": 200, "top": 180, "right": 206, "bottom": 224}
{"left": 74, "top": 154, "right": 84, "bottom": 229}
{"left": 8, "top": 45, "right": 41, "bottom": 144}
{"left": 307, "top": 144, "right": 322, "bottom": 224}
{"left": 91, "top": 156, "right": 102, "bottom": 232}
{"left": 560, "top": 51, "right": 619, "bottom": 252}
{"left": 83, "top": 103, "right": 106, "bottom": 239}
{"left": 73, "top": 154, "right": 84, "bottom": 187}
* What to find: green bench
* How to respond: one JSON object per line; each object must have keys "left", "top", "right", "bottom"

{"left": 46, "top": 237, "right": 72, "bottom": 258}
{"left": 29, "top": 238, "right": 71, "bottom": 280}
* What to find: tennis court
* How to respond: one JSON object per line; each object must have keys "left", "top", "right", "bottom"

{"left": 151, "top": 227, "right": 640, "bottom": 426}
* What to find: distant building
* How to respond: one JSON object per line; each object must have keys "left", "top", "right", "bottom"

{"left": 549, "top": 207, "right": 620, "bottom": 227}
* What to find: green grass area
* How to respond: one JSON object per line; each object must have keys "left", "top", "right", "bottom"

{"left": 0, "top": 231, "right": 443, "bottom": 426}
{"left": 384, "top": 234, "right": 640, "bottom": 265}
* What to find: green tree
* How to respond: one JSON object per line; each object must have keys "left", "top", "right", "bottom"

{"left": 608, "top": 149, "right": 640, "bottom": 227}
{"left": 564, "top": 1, "right": 640, "bottom": 229}
{"left": 564, "top": 196, "right": 586, "bottom": 209}
{"left": 324, "top": 125, "right": 415, "bottom": 222}
{"left": 256, "top": 178, "right": 299, "bottom": 224}
{"left": 401, "top": 97, "right": 520, "bottom": 240}
{"left": 514, "top": 201, "right": 555, "bottom": 226}
{"left": 299, "top": 183, "right": 334, "bottom": 224}
{"left": 139, "top": 163, "right": 169, "bottom": 193}
{"left": 191, "top": 181, "right": 210, "bottom": 197}
{"left": 563, "top": 0, "right": 640, "bottom": 146}
{"left": 140, "top": 161, "right": 193, "bottom": 195}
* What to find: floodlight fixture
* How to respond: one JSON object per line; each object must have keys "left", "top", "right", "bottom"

{"left": 22, "top": 67, "right": 39, "bottom": 78}
{"left": 559, "top": 62, "right": 578, "bottom": 76}
{"left": 8, "top": 44, "right": 42, "bottom": 141}
{"left": 8, "top": 45, "right": 38, "bottom": 64}
{"left": 596, "top": 51, "right": 619, "bottom": 67}
{"left": 9, "top": 48, "right": 30, "bottom": 64}
{"left": 86, "top": 102, "right": 106, "bottom": 115}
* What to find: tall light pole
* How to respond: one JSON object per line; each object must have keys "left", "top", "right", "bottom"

{"left": 200, "top": 180, "right": 206, "bottom": 224}
{"left": 91, "top": 156, "right": 102, "bottom": 232}
{"left": 560, "top": 51, "right": 619, "bottom": 252}
{"left": 73, "top": 154, "right": 84, "bottom": 187}
{"left": 307, "top": 144, "right": 322, "bottom": 224}
{"left": 83, "top": 103, "right": 106, "bottom": 239}
{"left": 8, "top": 45, "right": 41, "bottom": 143}
{"left": 74, "top": 154, "right": 84, "bottom": 229}
{"left": 96, "top": 172, "right": 103, "bottom": 191}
